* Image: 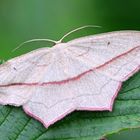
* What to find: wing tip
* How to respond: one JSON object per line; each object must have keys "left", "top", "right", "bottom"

{"left": 23, "top": 106, "right": 75, "bottom": 128}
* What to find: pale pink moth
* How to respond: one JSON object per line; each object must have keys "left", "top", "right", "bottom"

{"left": 0, "top": 27, "right": 140, "bottom": 128}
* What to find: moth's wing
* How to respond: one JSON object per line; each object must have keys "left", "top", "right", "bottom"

{"left": 98, "top": 47, "right": 140, "bottom": 81}
{"left": 23, "top": 70, "right": 120, "bottom": 128}
{"left": 75, "top": 71, "right": 121, "bottom": 111}
{"left": 0, "top": 47, "right": 52, "bottom": 106}
{"left": 23, "top": 83, "right": 75, "bottom": 128}
{"left": 0, "top": 47, "right": 52, "bottom": 84}
{"left": 0, "top": 31, "right": 140, "bottom": 107}
{"left": 0, "top": 86, "right": 35, "bottom": 106}
{"left": 1, "top": 31, "right": 140, "bottom": 85}
{"left": 66, "top": 31, "right": 140, "bottom": 80}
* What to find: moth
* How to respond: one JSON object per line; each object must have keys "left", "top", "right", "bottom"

{"left": 0, "top": 26, "right": 140, "bottom": 128}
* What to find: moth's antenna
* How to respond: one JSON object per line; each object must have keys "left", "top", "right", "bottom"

{"left": 12, "top": 38, "right": 57, "bottom": 52}
{"left": 12, "top": 25, "right": 101, "bottom": 52}
{"left": 59, "top": 25, "right": 101, "bottom": 42}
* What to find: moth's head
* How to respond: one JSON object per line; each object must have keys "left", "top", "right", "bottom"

{"left": 53, "top": 42, "right": 67, "bottom": 49}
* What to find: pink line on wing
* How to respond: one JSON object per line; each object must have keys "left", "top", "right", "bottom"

{"left": 22, "top": 82, "right": 123, "bottom": 128}
{"left": 77, "top": 82, "right": 122, "bottom": 112}
{"left": 108, "top": 65, "right": 140, "bottom": 112}
{"left": 1, "top": 64, "right": 137, "bottom": 129}
{"left": 0, "top": 45, "right": 139, "bottom": 128}
{"left": 23, "top": 106, "right": 49, "bottom": 128}
{"left": 22, "top": 65, "right": 139, "bottom": 128}
{"left": 0, "top": 46, "right": 139, "bottom": 88}
{"left": 122, "top": 65, "right": 140, "bottom": 81}
{"left": 77, "top": 107, "right": 110, "bottom": 111}
{"left": 23, "top": 105, "right": 114, "bottom": 128}
{"left": 23, "top": 106, "right": 75, "bottom": 128}
{"left": 45, "top": 108, "right": 75, "bottom": 128}
{"left": 109, "top": 82, "right": 122, "bottom": 111}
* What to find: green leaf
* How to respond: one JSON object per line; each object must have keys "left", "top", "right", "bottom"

{"left": 0, "top": 72, "right": 140, "bottom": 140}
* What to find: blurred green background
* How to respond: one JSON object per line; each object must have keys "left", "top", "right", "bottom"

{"left": 0, "top": 0, "right": 140, "bottom": 139}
